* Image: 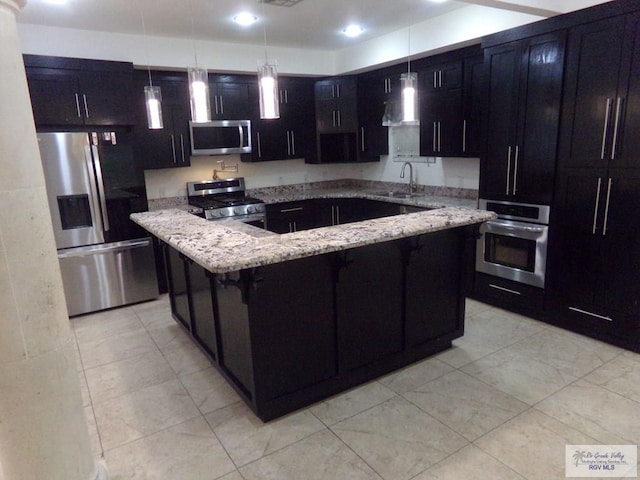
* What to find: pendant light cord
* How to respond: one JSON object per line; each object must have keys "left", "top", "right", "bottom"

{"left": 189, "top": 0, "right": 198, "bottom": 67}
{"left": 407, "top": 25, "right": 411, "bottom": 74}
{"left": 262, "top": 0, "right": 269, "bottom": 63}
{"left": 138, "top": 1, "right": 153, "bottom": 87}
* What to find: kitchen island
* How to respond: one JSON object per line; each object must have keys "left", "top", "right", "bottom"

{"left": 132, "top": 196, "right": 495, "bottom": 420}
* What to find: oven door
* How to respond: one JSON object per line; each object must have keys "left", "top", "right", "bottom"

{"left": 476, "top": 219, "right": 548, "bottom": 288}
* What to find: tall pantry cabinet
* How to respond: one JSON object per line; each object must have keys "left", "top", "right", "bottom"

{"left": 548, "top": 13, "right": 640, "bottom": 349}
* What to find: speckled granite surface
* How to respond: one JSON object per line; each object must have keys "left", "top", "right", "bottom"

{"left": 131, "top": 204, "right": 494, "bottom": 274}
{"left": 146, "top": 179, "right": 478, "bottom": 211}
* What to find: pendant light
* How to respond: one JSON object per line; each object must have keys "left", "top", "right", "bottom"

{"left": 188, "top": 10, "right": 211, "bottom": 123}
{"left": 258, "top": 0, "right": 280, "bottom": 119}
{"left": 401, "top": 27, "right": 418, "bottom": 123}
{"left": 139, "top": 4, "right": 163, "bottom": 129}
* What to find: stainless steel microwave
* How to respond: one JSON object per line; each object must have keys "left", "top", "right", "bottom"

{"left": 189, "top": 120, "right": 252, "bottom": 156}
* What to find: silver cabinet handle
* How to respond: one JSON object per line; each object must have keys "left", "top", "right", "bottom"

{"left": 438, "top": 121, "right": 442, "bottom": 152}
{"left": 82, "top": 94, "right": 89, "bottom": 118}
{"left": 286, "top": 131, "right": 291, "bottom": 156}
{"left": 280, "top": 207, "right": 303, "bottom": 213}
{"left": 213, "top": 96, "right": 219, "bottom": 115}
{"left": 219, "top": 96, "right": 224, "bottom": 115}
{"left": 601, "top": 98, "right": 613, "bottom": 160}
{"left": 513, "top": 145, "right": 519, "bottom": 195}
{"left": 439, "top": 70, "right": 443, "bottom": 88}
{"left": 506, "top": 146, "right": 512, "bottom": 195}
{"left": 361, "top": 127, "right": 365, "bottom": 151}
{"left": 433, "top": 71, "right": 437, "bottom": 89}
{"left": 332, "top": 110, "right": 337, "bottom": 127}
{"left": 462, "top": 120, "right": 467, "bottom": 153}
{"left": 75, "top": 93, "right": 82, "bottom": 118}
{"left": 336, "top": 83, "right": 340, "bottom": 98}
{"left": 602, "top": 178, "right": 612, "bottom": 236}
{"left": 257, "top": 131, "right": 262, "bottom": 158}
{"left": 569, "top": 306, "right": 612, "bottom": 322}
{"left": 336, "top": 205, "right": 340, "bottom": 224}
{"left": 180, "top": 134, "right": 185, "bottom": 163}
{"left": 170, "top": 134, "right": 177, "bottom": 164}
{"left": 331, "top": 205, "right": 335, "bottom": 225}
{"left": 592, "top": 177, "right": 602, "bottom": 235}
{"left": 337, "top": 110, "right": 341, "bottom": 127}
{"left": 433, "top": 122, "right": 437, "bottom": 152}
{"left": 489, "top": 284, "right": 521, "bottom": 295}
{"left": 611, "top": 97, "right": 624, "bottom": 160}
{"left": 290, "top": 131, "right": 295, "bottom": 155}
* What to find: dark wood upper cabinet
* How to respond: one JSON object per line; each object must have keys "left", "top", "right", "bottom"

{"left": 209, "top": 75, "right": 256, "bottom": 120}
{"left": 481, "top": 31, "right": 565, "bottom": 204}
{"left": 132, "top": 70, "right": 191, "bottom": 169}
{"left": 24, "top": 55, "right": 135, "bottom": 127}
{"left": 314, "top": 77, "right": 358, "bottom": 133}
{"left": 558, "top": 14, "right": 640, "bottom": 170}
{"left": 416, "top": 46, "right": 483, "bottom": 158}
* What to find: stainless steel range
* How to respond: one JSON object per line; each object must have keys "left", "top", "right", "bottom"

{"left": 187, "top": 177, "right": 266, "bottom": 227}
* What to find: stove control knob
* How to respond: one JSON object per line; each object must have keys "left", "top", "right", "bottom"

{"left": 233, "top": 207, "right": 242, "bottom": 215}
{"left": 247, "top": 205, "right": 255, "bottom": 214}
{"left": 219, "top": 210, "right": 228, "bottom": 217}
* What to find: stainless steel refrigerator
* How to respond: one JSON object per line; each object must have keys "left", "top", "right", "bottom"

{"left": 37, "top": 131, "right": 158, "bottom": 316}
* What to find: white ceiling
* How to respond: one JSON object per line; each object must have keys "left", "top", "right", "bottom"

{"left": 16, "top": 0, "right": 609, "bottom": 51}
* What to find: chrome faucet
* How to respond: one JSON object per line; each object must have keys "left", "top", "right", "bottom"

{"left": 400, "top": 161, "right": 416, "bottom": 193}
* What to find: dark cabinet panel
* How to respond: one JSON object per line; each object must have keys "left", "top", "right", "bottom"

{"left": 189, "top": 263, "right": 219, "bottom": 361}
{"left": 265, "top": 201, "right": 318, "bottom": 233}
{"left": 462, "top": 55, "right": 485, "bottom": 157}
{"left": 405, "top": 232, "right": 465, "bottom": 347}
{"left": 209, "top": 75, "right": 256, "bottom": 120}
{"left": 132, "top": 70, "right": 190, "bottom": 169}
{"left": 315, "top": 77, "right": 358, "bottom": 133}
{"left": 334, "top": 244, "right": 404, "bottom": 372}
{"left": 25, "top": 57, "right": 134, "bottom": 127}
{"left": 481, "top": 32, "right": 565, "bottom": 204}
{"left": 164, "top": 245, "right": 192, "bottom": 332}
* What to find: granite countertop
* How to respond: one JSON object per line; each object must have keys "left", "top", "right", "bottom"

{"left": 132, "top": 195, "right": 495, "bottom": 273}
{"left": 252, "top": 186, "right": 478, "bottom": 209}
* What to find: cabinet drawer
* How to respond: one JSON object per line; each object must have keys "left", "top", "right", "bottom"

{"left": 473, "top": 272, "right": 545, "bottom": 316}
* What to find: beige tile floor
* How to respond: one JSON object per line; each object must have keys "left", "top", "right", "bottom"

{"left": 72, "top": 296, "right": 640, "bottom": 480}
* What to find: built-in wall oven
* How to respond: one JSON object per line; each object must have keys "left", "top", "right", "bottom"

{"left": 476, "top": 199, "right": 550, "bottom": 289}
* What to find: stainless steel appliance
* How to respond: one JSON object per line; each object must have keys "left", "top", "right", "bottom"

{"left": 37, "top": 131, "right": 158, "bottom": 316}
{"left": 189, "top": 120, "right": 251, "bottom": 156}
{"left": 187, "top": 177, "right": 266, "bottom": 227}
{"left": 476, "top": 199, "right": 550, "bottom": 289}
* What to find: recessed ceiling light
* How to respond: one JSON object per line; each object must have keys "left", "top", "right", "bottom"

{"left": 44, "top": 0, "right": 69, "bottom": 4}
{"left": 233, "top": 12, "right": 258, "bottom": 27}
{"left": 428, "top": 0, "right": 449, "bottom": 3}
{"left": 343, "top": 24, "right": 364, "bottom": 38}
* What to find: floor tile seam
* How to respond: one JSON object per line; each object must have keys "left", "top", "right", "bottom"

{"left": 527, "top": 404, "right": 609, "bottom": 445}
{"left": 380, "top": 359, "right": 458, "bottom": 396}
{"left": 201, "top": 412, "right": 247, "bottom": 473}
{"left": 574, "top": 376, "right": 640, "bottom": 408}
{"left": 74, "top": 328, "right": 108, "bottom": 459}
{"left": 84, "top": 363, "right": 181, "bottom": 408}
{"left": 73, "top": 318, "right": 147, "bottom": 346}
{"left": 310, "top": 389, "right": 403, "bottom": 428}
{"left": 397, "top": 368, "right": 530, "bottom": 441}
{"left": 319, "top": 427, "right": 385, "bottom": 480}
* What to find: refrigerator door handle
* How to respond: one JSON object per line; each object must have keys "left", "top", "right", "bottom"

{"left": 83, "top": 145, "right": 106, "bottom": 240}
{"left": 57, "top": 238, "right": 152, "bottom": 258}
{"left": 90, "top": 145, "right": 110, "bottom": 232}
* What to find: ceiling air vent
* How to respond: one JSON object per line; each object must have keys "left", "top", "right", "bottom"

{"left": 262, "top": 0, "right": 304, "bottom": 7}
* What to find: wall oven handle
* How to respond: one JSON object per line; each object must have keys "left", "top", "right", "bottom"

{"left": 486, "top": 223, "right": 546, "bottom": 234}
{"left": 602, "top": 178, "right": 612, "bottom": 236}
{"left": 601, "top": 98, "right": 613, "bottom": 160}
{"left": 238, "top": 125, "right": 244, "bottom": 149}
{"left": 592, "top": 177, "right": 602, "bottom": 235}
{"left": 506, "top": 146, "right": 512, "bottom": 195}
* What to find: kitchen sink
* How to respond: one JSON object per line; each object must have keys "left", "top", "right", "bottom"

{"left": 373, "top": 191, "right": 424, "bottom": 199}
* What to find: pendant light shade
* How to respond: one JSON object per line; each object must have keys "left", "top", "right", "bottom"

{"left": 144, "top": 85, "right": 163, "bottom": 129}
{"left": 258, "top": 62, "right": 280, "bottom": 119}
{"left": 401, "top": 72, "right": 418, "bottom": 123}
{"left": 188, "top": 66, "right": 211, "bottom": 123}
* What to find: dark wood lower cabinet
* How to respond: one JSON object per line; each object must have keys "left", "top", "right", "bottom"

{"left": 162, "top": 226, "right": 474, "bottom": 421}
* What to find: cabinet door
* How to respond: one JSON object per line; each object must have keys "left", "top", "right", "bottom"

{"left": 596, "top": 170, "right": 640, "bottom": 315}
{"left": 26, "top": 68, "right": 84, "bottom": 126}
{"left": 315, "top": 78, "right": 358, "bottom": 133}
{"left": 188, "top": 261, "right": 218, "bottom": 361}
{"left": 164, "top": 245, "right": 192, "bottom": 331}
{"left": 210, "top": 78, "right": 254, "bottom": 120}
{"left": 558, "top": 16, "right": 626, "bottom": 169}
{"left": 405, "top": 231, "right": 464, "bottom": 346}
{"left": 132, "top": 71, "right": 190, "bottom": 169}
{"left": 335, "top": 243, "right": 404, "bottom": 372}
{"left": 482, "top": 42, "right": 522, "bottom": 199}
{"left": 422, "top": 61, "right": 463, "bottom": 92}
{"left": 512, "top": 32, "right": 565, "bottom": 205}
{"left": 278, "top": 77, "right": 316, "bottom": 118}
{"left": 252, "top": 120, "right": 288, "bottom": 161}
{"left": 611, "top": 15, "right": 640, "bottom": 169}
{"left": 420, "top": 87, "right": 463, "bottom": 156}
{"left": 78, "top": 70, "right": 134, "bottom": 125}
{"left": 462, "top": 55, "right": 485, "bottom": 157}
